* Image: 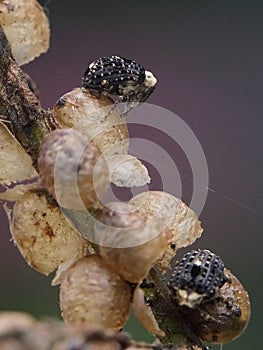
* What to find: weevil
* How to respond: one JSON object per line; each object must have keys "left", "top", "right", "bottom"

{"left": 168, "top": 249, "right": 230, "bottom": 308}
{"left": 82, "top": 55, "right": 157, "bottom": 116}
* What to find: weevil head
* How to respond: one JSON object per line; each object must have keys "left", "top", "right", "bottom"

{"left": 144, "top": 70, "right": 157, "bottom": 88}
{"left": 176, "top": 289, "right": 206, "bottom": 308}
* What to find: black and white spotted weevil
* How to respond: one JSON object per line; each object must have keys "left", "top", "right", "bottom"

{"left": 82, "top": 55, "right": 157, "bottom": 114}
{"left": 168, "top": 249, "right": 230, "bottom": 308}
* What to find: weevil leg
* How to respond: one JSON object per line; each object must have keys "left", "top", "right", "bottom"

{"left": 120, "top": 101, "right": 140, "bottom": 118}
{"left": 100, "top": 96, "right": 123, "bottom": 121}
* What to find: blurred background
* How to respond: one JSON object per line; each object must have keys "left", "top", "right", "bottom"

{"left": 0, "top": 1, "right": 262, "bottom": 349}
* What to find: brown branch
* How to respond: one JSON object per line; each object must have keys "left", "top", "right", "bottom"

{"left": 143, "top": 268, "right": 209, "bottom": 350}
{"left": 0, "top": 25, "right": 57, "bottom": 168}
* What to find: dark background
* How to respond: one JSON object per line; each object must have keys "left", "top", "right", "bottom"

{"left": 0, "top": 1, "right": 263, "bottom": 349}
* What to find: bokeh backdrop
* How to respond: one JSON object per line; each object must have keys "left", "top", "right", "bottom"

{"left": 0, "top": 1, "right": 262, "bottom": 349}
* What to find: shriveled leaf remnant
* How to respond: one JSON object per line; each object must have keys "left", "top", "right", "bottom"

{"left": 133, "top": 284, "right": 165, "bottom": 337}
{"left": 107, "top": 154, "right": 150, "bottom": 187}
{"left": 0, "top": 183, "right": 35, "bottom": 202}
{"left": 0, "top": 122, "right": 37, "bottom": 185}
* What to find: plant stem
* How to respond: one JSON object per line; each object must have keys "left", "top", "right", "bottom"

{"left": 144, "top": 268, "right": 209, "bottom": 349}
{"left": 0, "top": 25, "right": 57, "bottom": 168}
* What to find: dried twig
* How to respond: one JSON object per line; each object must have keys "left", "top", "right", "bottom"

{"left": 0, "top": 26, "right": 57, "bottom": 167}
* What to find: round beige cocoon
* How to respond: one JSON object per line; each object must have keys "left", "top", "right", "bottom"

{"left": 0, "top": 311, "right": 35, "bottom": 336}
{"left": 129, "top": 191, "right": 203, "bottom": 270}
{"left": 11, "top": 189, "right": 89, "bottom": 275}
{"left": 96, "top": 203, "right": 172, "bottom": 283}
{"left": 38, "top": 128, "right": 109, "bottom": 210}
{"left": 0, "top": 183, "right": 34, "bottom": 202}
{"left": 0, "top": 0, "right": 50, "bottom": 65}
{"left": 0, "top": 122, "right": 37, "bottom": 185}
{"left": 53, "top": 88, "right": 129, "bottom": 158}
{"left": 60, "top": 255, "right": 132, "bottom": 330}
